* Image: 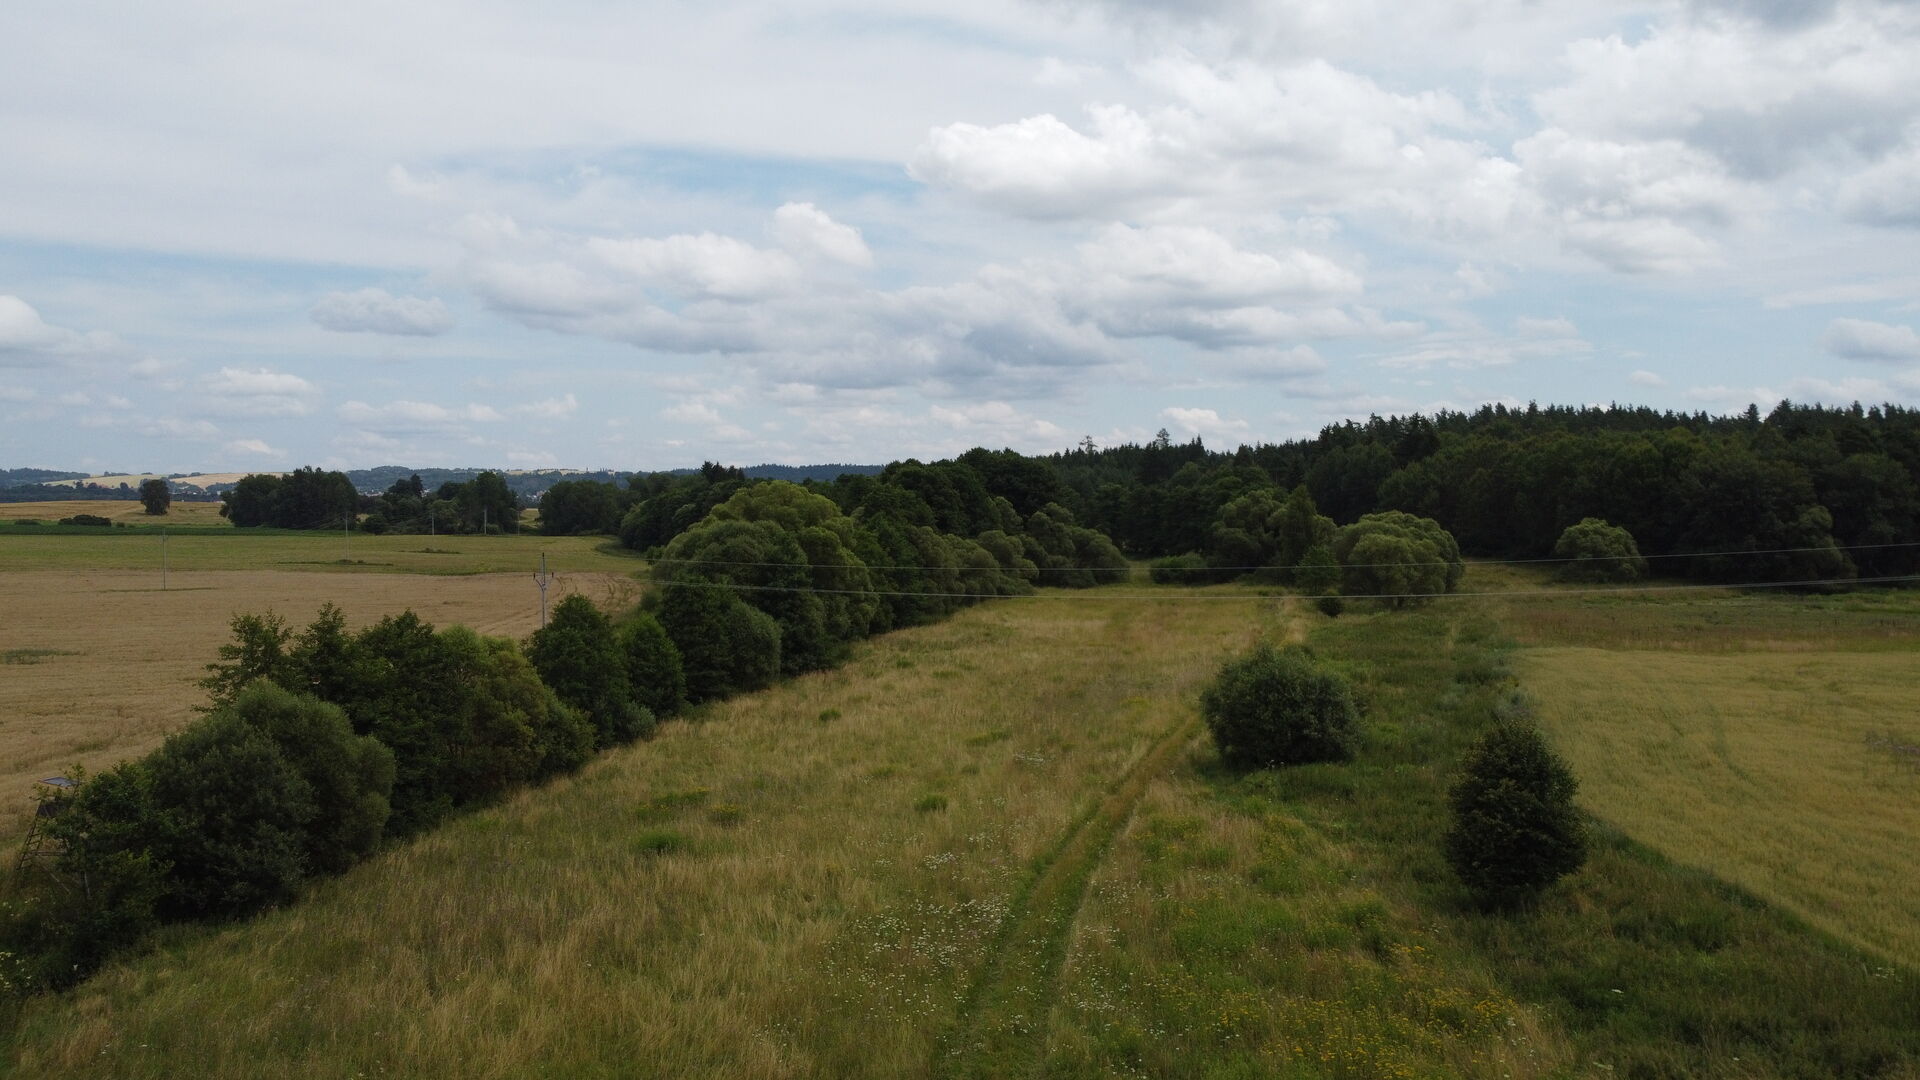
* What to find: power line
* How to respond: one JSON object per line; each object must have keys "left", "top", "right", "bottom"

{"left": 649, "top": 573, "right": 1920, "bottom": 603}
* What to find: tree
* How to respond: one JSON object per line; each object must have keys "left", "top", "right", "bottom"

{"left": 620, "top": 612, "right": 687, "bottom": 719}
{"left": 1444, "top": 720, "right": 1587, "bottom": 908}
{"left": 1200, "top": 644, "right": 1360, "bottom": 768}
{"left": 1553, "top": 518, "right": 1647, "bottom": 583}
{"left": 528, "top": 594, "right": 650, "bottom": 746}
{"left": 139, "top": 478, "right": 170, "bottom": 515}
{"left": 540, "top": 480, "right": 621, "bottom": 535}
{"left": 1333, "top": 511, "right": 1463, "bottom": 607}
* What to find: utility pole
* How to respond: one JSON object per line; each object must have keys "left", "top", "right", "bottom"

{"left": 535, "top": 552, "right": 553, "bottom": 627}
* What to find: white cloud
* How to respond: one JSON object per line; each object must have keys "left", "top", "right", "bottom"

{"left": 1838, "top": 144, "right": 1920, "bottom": 227}
{"left": 200, "top": 366, "right": 319, "bottom": 417}
{"left": 1629, "top": 369, "right": 1667, "bottom": 387}
{"left": 310, "top": 288, "right": 454, "bottom": 336}
{"left": 1823, "top": 317, "right": 1920, "bottom": 362}
{"left": 1515, "top": 315, "right": 1579, "bottom": 337}
{"left": 514, "top": 393, "right": 579, "bottom": 420}
{"left": 225, "top": 438, "right": 282, "bottom": 457}
{"left": 1161, "top": 405, "right": 1250, "bottom": 441}
{"left": 0, "top": 295, "right": 119, "bottom": 366}
{"left": 770, "top": 202, "right": 873, "bottom": 267}
{"left": 204, "top": 367, "right": 315, "bottom": 396}
{"left": 660, "top": 400, "right": 750, "bottom": 441}
{"left": 338, "top": 399, "right": 503, "bottom": 434}
{"left": 1782, "top": 374, "right": 1890, "bottom": 402}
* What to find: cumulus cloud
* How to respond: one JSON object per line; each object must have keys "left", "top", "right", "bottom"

{"left": 199, "top": 366, "right": 319, "bottom": 418}
{"left": 1161, "top": 406, "right": 1251, "bottom": 441}
{"left": 338, "top": 399, "right": 503, "bottom": 434}
{"left": 461, "top": 203, "right": 1390, "bottom": 399}
{"left": 770, "top": 202, "right": 873, "bottom": 267}
{"left": 660, "top": 400, "right": 751, "bottom": 441}
{"left": 225, "top": 438, "right": 282, "bottom": 457}
{"left": 514, "top": 393, "right": 579, "bottom": 420}
{"left": 0, "top": 295, "right": 119, "bottom": 366}
{"left": 1824, "top": 316, "right": 1920, "bottom": 361}
{"left": 310, "top": 288, "right": 455, "bottom": 336}
{"left": 1629, "top": 369, "right": 1668, "bottom": 387}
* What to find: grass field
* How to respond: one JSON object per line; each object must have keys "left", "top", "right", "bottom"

{"left": 0, "top": 500, "right": 231, "bottom": 525}
{"left": 0, "top": 569, "right": 639, "bottom": 850}
{"left": 3, "top": 562, "right": 1918, "bottom": 1077}
{"left": 3, "top": 588, "right": 1280, "bottom": 1078}
{"left": 0, "top": 529, "right": 642, "bottom": 575}
{"left": 1516, "top": 589, "right": 1920, "bottom": 968}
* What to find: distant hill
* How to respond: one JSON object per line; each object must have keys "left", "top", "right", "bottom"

{"left": 3, "top": 464, "right": 886, "bottom": 502}
{"left": 0, "top": 468, "right": 87, "bottom": 486}
{"left": 348, "top": 463, "right": 884, "bottom": 497}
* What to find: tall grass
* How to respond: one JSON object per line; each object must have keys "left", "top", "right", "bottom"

{"left": 2, "top": 589, "right": 1271, "bottom": 1078}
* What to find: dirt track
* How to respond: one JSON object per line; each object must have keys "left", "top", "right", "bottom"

{"left": 0, "top": 570, "right": 633, "bottom": 843}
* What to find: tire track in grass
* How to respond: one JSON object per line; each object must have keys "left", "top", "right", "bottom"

{"left": 936, "top": 710, "right": 1204, "bottom": 1080}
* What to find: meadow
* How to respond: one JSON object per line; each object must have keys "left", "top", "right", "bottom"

{"left": 2, "top": 549, "right": 1917, "bottom": 1077}
{"left": 0, "top": 533, "right": 642, "bottom": 850}
{"left": 1517, "top": 590, "right": 1920, "bottom": 968}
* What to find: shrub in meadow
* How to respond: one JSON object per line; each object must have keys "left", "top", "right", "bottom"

{"left": 1444, "top": 721, "right": 1587, "bottom": 908}
{"left": 1200, "top": 643, "right": 1360, "bottom": 768}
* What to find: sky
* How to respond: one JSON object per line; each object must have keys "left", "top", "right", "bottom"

{"left": 3, "top": 0, "right": 1920, "bottom": 474}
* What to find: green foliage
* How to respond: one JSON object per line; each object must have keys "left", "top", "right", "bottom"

{"left": 138, "top": 478, "right": 170, "bottom": 515}
{"left": 1200, "top": 644, "right": 1360, "bottom": 768}
{"left": 1148, "top": 553, "right": 1208, "bottom": 584}
{"left": 56, "top": 513, "right": 112, "bottom": 526}
{"left": 539, "top": 480, "right": 622, "bottom": 535}
{"left": 1553, "top": 517, "right": 1647, "bottom": 583}
{"left": 1333, "top": 511, "right": 1462, "bottom": 607}
{"left": 1444, "top": 718, "right": 1587, "bottom": 908}
{"left": 200, "top": 611, "right": 295, "bottom": 709}
{"left": 619, "top": 612, "right": 687, "bottom": 719}
{"left": 220, "top": 467, "right": 357, "bottom": 529}
{"left": 528, "top": 594, "right": 650, "bottom": 746}
{"left": 656, "top": 580, "right": 782, "bottom": 703}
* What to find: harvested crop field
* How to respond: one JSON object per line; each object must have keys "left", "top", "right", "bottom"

{"left": 0, "top": 569, "right": 636, "bottom": 847}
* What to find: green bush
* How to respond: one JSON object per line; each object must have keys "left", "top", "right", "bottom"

{"left": 657, "top": 579, "right": 782, "bottom": 703}
{"left": 620, "top": 612, "right": 687, "bottom": 718}
{"left": 1444, "top": 721, "right": 1588, "bottom": 908}
{"left": 529, "top": 594, "right": 647, "bottom": 746}
{"left": 1149, "top": 553, "right": 1209, "bottom": 584}
{"left": 58, "top": 514, "right": 112, "bottom": 527}
{"left": 1200, "top": 644, "right": 1360, "bottom": 768}
{"left": 1553, "top": 517, "right": 1648, "bottom": 583}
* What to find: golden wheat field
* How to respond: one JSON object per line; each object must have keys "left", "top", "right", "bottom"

{"left": 0, "top": 500, "right": 231, "bottom": 524}
{"left": 0, "top": 569, "right": 635, "bottom": 849}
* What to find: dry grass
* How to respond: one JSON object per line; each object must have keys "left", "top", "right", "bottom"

{"left": 0, "top": 500, "right": 230, "bottom": 524}
{"left": 4, "top": 590, "right": 1273, "bottom": 1079}
{"left": 0, "top": 530, "right": 645, "bottom": 575}
{"left": 1526, "top": 645, "right": 1920, "bottom": 967}
{"left": 0, "top": 570, "right": 635, "bottom": 849}
{"left": 42, "top": 473, "right": 269, "bottom": 489}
